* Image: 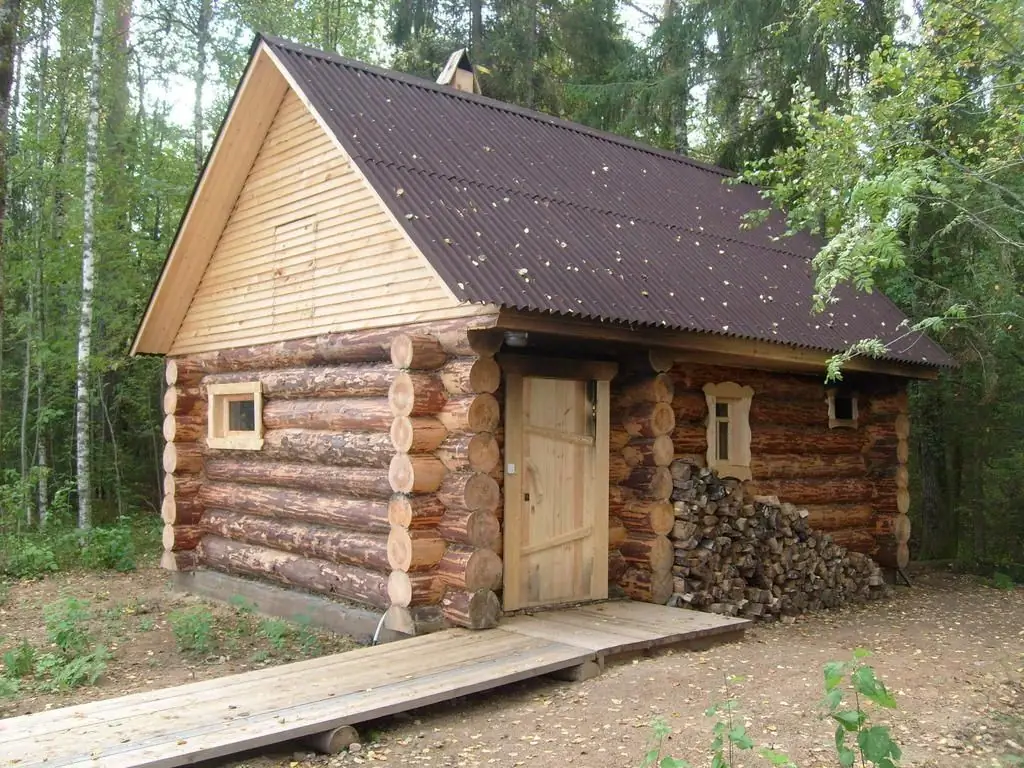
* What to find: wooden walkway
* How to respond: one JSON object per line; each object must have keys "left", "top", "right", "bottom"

{"left": 0, "top": 602, "right": 748, "bottom": 768}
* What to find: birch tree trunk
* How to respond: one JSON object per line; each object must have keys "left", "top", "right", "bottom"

{"left": 193, "top": 0, "right": 212, "bottom": 175}
{"left": 76, "top": 0, "right": 106, "bottom": 530}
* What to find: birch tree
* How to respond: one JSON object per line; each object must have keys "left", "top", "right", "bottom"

{"left": 76, "top": 0, "right": 106, "bottom": 530}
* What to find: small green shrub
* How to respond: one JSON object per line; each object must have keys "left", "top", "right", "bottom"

{"left": 993, "top": 572, "right": 1016, "bottom": 590}
{"left": 3, "top": 640, "right": 36, "bottom": 678}
{"left": 0, "top": 581, "right": 9, "bottom": 606}
{"left": 0, "top": 677, "right": 19, "bottom": 698}
{"left": 1, "top": 540, "right": 58, "bottom": 579}
{"left": 257, "top": 618, "right": 291, "bottom": 650}
{"left": 34, "top": 648, "right": 109, "bottom": 691}
{"left": 43, "top": 597, "right": 93, "bottom": 658}
{"left": 169, "top": 605, "right": 216, "bottom": 655}
{"left": 824, "top": 650, "right": 901, "bottom": 768}
{"left": 80, "top": 525, "right": 136, "bottom": 572}
{"left": 228, "top": 595, "right": 257, "bottom": 614}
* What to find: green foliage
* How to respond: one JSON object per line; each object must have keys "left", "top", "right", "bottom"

{"left": 44, "top": 597, "right": 93, "bottom": 657}
{"left": 78, "top": 524, "right": 135, "bottom": 572}
{"left": 257, "top": 618, "right": 292, "bottom": 650}
{"left": 0, "top": 539, "right": 59, "bottom": 579}
{"left": 824, "top": 650, "right": 901, "bottom": 768}
{"left": 3, "top": 640, "right": 36, "bottom": 678}
{"left": 228, "top": 595, "right": 257, "bottom": 614}
{"left": 0, "top": 677, "right": 19, "bottom": 699}
{"left": 992, "top": 572, "right": 1017, "bottom": 590}
{"left": 640, "top": 655, "right": 898, "bottom": 768}
{"left": 168, "top": 605, "right": 216, "bottom": 655}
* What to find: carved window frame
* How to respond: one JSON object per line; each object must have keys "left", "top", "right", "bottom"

{"left": 827, "top": 389, "right": 859, "bottom": 429}
{"left": 703, "top": 382, "right": 753, "bottom": 481}
{"left": 207, "top": 381, "right": 264, "bottom": 450}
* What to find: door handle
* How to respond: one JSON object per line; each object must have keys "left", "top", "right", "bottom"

{"left": 524, "top": 493, "right": 530, "bottom": 501}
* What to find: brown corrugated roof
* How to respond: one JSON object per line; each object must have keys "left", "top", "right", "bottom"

{"left": 265, "top": 36, "right": 951, "bottom": 368}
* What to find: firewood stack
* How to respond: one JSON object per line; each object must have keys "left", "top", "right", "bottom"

{"left": 669, "top": 460, "right": 887, "bottom": 619}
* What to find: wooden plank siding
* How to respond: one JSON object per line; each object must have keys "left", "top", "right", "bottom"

{"left": 169, "top": 89, "right": 488, "bottom": 356}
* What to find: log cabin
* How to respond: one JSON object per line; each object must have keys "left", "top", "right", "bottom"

{"left": 133, "top": 35, "right": 951, "bottom": 633}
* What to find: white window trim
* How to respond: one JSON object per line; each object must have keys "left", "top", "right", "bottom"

{"left": 827, "top": 389, "right": 859, "bottom": 429}
{"left": 207, "top": 381, "right": 264, "bottom": 450}
{"left": 703, "top": 382, "right": 753, "bottom": 481}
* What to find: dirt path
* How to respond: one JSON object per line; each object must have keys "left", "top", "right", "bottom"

{"left": 227, "top": 571, "right": 1023, "bottom": 768}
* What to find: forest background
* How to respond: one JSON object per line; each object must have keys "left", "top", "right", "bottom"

{"left": 0, "top": 0, "right": 1019, "bottom": 573}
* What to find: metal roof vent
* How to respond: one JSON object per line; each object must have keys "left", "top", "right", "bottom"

{"left": 437, "top": 49, "right": 480, "bottom": 94}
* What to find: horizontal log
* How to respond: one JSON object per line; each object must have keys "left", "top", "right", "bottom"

{"left": 621, "top": 466, "right": 673, "bottom": 500}
{"left": 161, "top": 495, "right": 204, "bottom": 525}
{"left": 166, "top": 358, "right": 206, "bottom": 388}
{"left": 263, "top": 398, "right": 394, "bottom": 432}
{"left": 163, "top": 414, "right": 205, "bottom": 443}
{"left": 181, "top": 328, "right": 403, "bottom": 373}
{"left": 671, "top": 390, "right": 707, "bottom": 422}
{"left": 863, "top": 391, "right": 908, "bottom": 419}
{"left": 164, "top": 473, "right": 201, "bottom": 499}
{"left": 434, "top": 325, "right": 503, "bottom": 358}
{"left": 874, "top": 537, "right": 909, "bottom": 569}
{"left": 622, "top": 435, "right": 674, "bottom": 468}
{"left": 391, "top": 334, "right": 448, "bottom": 370}
{"left": 750, "top": 453, "right": 866, "bottom": 480}
{"left": 163, "top": 442, "right": 203, "bottom": 474}
{"left": 387, "top": 571, "right": 445, "bottom": 608}
{"left": 750, "top": 427, "right": 864, "bottom": 455}
{"left": 620, "top": 401, "right": 675, "bottom": 439}
{"left": 198, "top": 481, "right": 390, "bottom": 533}
{"left": 610, "top": 428, "right": 631, "bottom": 452}
{"left": 438, "top": 509, "right": 501, "bottom": 550}
{"left": 619, "top": 567, "right": 673, "bottom": 604}
{"left": 439, "top": 357, "right": 501, "bottom": 395}
{"left": 619, "top": 534, "right": 673, "bottom": 573}
{"left": 608, "top": 491, "right": 674, "bottom": 536}
{"left": 895, "top": 414, "right": 910, "bottom": 440}
{"left": 672, "top": 367, "right": 826, "bottom": 401}
{"left": 387, "top": 494, "right": 446, "bottom": 530}
{"left": 437, "top": 545, "right": 503, "bottom": 591}
{"left": 648, "top": 349, "right": 675, "bottom": 373}
{"left": 437, "top": 432, "right": 500, "bottom": 473}
{"left": 614, "top": 373, "right": 675, "bottom": 406}
{"left": 442, "top": 589, "right": 501, "bottom": 630}
{"left": 387, "top": 527, "right": 446, "bottom": 572}
{"left": 827, "top": 528, "right": 879, "bottom": 555}
{"left": 749, "top": 396, "right": 829, "bottom": 427}
{"left": 198, "top": 535, "right": 390, "bottom": 610}
{"left": 608, "top": 550, "right": 627, "bottom": 582}
{"left": 253, "top": 429, "right": 392, "bottom": 468}
{"left": 749, "top": 478, "right": 875, "bottom": 506}
{"left": 389, "top": 454, "right": 447, "bottom": 494}
{"left": 162, "top": 524, "right": 203, "bottom": 552}
{"left": 670, "top": 424, "right": 707, "bottom": 455}
{"left": 204, "top": 364, "right": 397, "bottom": 399}
{"left": 609, "top": 516, "right": 627, "bottom": 549}
{"left": 437, "top": 472, "right": 501, "bottom": 513}
{"left": 390, "top": 416, "right": 448, "bottom": 454}
{"left": 202, "top": 508, "right": 390, "bottom": 570}
{"left": 389, "top": 372, "right": 447, "bottom": 417}
{"left": 893, "top": 513, "right": 911, "bottom": 544}
{"left": 803, "top": 504, "right": 875, "bottom": 532}
{"left": 609, "top": 454, "right": 632, "bottom": 484}
{"left": 160, "top": 549, "right": 199, "bottom": 572}
{"left": 163, "top": 386, "right": 204, "bottom": 418}
{"left": 896, "top": 487, "right": 910, "bottom": 515}
{"left": 437, "top": 394, "right": 500, "bottom": 434}
{"left": 205, "top": 458, "right": 393, "bottom": 499}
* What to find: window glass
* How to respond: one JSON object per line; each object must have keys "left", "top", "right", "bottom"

{"left": 717, "top": 419, "right": 730, "bottom": 461}
{"left": 229, "top": 399, "right": 256, "bottom": 432}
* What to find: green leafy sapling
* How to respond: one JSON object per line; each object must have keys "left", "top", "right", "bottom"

{"left": 824, "top": 649, "right": 901, "bottom": 768}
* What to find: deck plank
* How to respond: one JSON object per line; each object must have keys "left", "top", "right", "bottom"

{"left": 2, "top": 602, "right": 748, "bottom": 768}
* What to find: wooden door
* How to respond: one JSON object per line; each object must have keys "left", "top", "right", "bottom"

{"left": 504, "top": 372, "right": 610, "bottom": 611}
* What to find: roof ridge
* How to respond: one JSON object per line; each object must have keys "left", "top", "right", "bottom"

{"left": 358, "top": 156, "right": 813, "bottom": 263}
{"left": 259, "top": 34, "right": 738, "bottom": 182}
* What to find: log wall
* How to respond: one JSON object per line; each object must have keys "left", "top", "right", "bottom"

{"left": 668, "top": 364, "right": 910, "bottom": 569}
{"left": 607, "top": 353, "right": 677, "bottom": 605}
{"left": 160, "top": 317, "right": 505, "bottom": 631}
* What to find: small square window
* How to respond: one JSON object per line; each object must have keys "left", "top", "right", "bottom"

{"left": 827, "top": 390, "right": 859, "bottom": 429}
{"left": 207, "top": 381, "right": 263, "bottom": 450}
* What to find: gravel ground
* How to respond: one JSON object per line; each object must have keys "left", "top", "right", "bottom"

{"left": 224, "top": 571, "right": 1023, "bottom": 768}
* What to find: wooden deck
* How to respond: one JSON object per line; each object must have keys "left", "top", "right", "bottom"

{"left": 0, "top": 602, "right": 748, "bottom": 768}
